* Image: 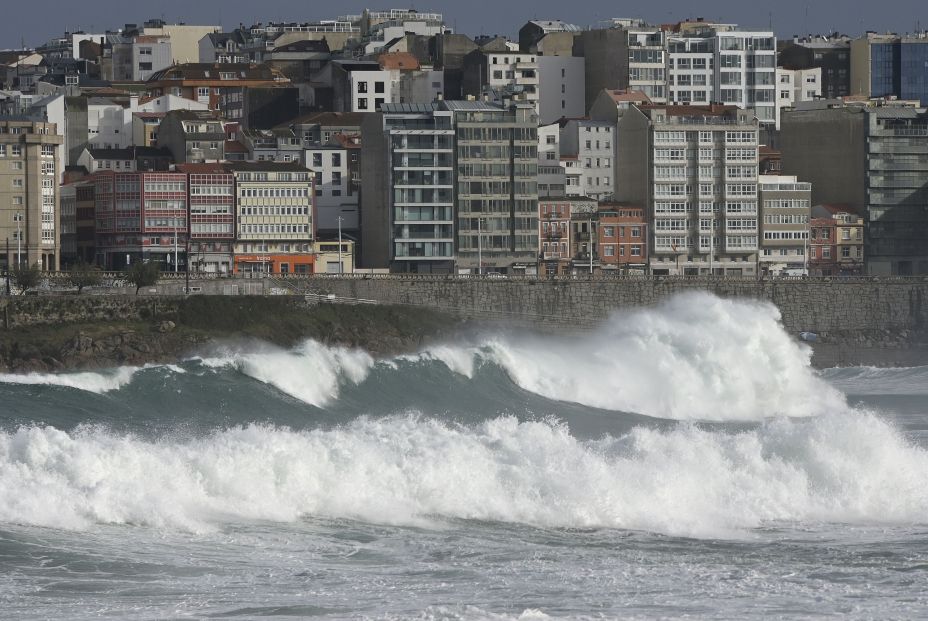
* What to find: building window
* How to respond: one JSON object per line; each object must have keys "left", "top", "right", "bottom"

{"left": 375, "top": 81, "right": 385, "bottom": 94}
{"left": 631, "top": 245, "right": 642, "bottom": 256}
{"left": 357, "top": 98, "right": 369, "bottom": 110}
{"left": 357, "top": 81, "right": 368, "bottom": 94}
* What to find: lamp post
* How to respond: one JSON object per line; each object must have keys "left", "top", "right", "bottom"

{"left": 477, "top": 216, "right": 483, "bottom": 276}
{"left": 588, "top": 217, "right": 593, "bottom": 275}
{"left": 16, "top": 212, "right": 22, "bottom": 268}
{"left": 337, "top": 215, "right": 343, "bottom": 275}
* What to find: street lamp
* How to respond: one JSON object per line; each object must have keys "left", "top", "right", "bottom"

{"left": 337, "top": 215, "right": 343, "bottom": 275}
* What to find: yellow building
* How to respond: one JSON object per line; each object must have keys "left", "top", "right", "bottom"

{"left": 314, "top": 239, "right": 356, "bottom": 274}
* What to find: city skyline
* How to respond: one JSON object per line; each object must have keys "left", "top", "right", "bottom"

{"left": 5, "top": 0, "right": 928, "bottom": 49}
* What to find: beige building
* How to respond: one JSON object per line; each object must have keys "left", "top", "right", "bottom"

{"left": 141, "top": 22, "right": 220, "bottom": 65}
{"left": 228, "top": 161, "right": 315, "bottom": 274}
{"left": 0, "top": 118, "right": 63, "bottom": 271}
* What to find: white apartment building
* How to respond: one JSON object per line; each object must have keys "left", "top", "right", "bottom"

{"left": 666, "top": 30, "right": 777, "bottom": 127}
{"left": 483, "top": 52, "right": 539, "bottom": 111}
{"left": 538, "top": 122, "right": 566, "bottom": 196}
{"left": 560, "top": 119, "right": 615, "bottom": 200}
{"left": 758, "top": 175, "right": 812, "bottom": 275}
{"left": 616, "top": 104, "right": 760, "bottom": 275}
{"left": 304, "top": 146, "right": 358, "bottom": 231}
{"left": 537, "top": 56, "right": 585, "bottom": 124}
{"left": 776, "top": 67, "right": 822, "bottom": 124}
{"left": 627, "top": 28, "right": 667, "bottom": 103}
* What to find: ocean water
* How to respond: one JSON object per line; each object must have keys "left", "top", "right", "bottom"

{"left": 0, "top": 292, "right": 926, "bottom": 620}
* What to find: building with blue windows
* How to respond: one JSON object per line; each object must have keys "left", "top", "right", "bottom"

{"left": 851, "top": 33, "right": 928, "bottom": 105}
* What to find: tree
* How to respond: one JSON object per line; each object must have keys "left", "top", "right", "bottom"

{"left": 127, "top": 261, "right": 160, "bottom": 295}
{"left": 68, "top": 260, "right": 102, "bottom": 294}
{"left": 11, "top": 263, "right": 42, "bottom": 294}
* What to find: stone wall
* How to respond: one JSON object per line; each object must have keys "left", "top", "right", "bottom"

{"left": 298, "top": 277, "right": 928, "bottom": 336}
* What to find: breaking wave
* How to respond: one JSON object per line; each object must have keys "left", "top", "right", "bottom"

{"left": 0, "top": 293, "right": 846, "bottom": 421}
{"left": 1, "top": 411, "right": 925, "bottom": 538}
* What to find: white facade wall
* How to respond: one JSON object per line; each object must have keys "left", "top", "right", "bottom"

{"left": 351, "top": 70, "right": 393, "bottom": 111}
{"left": 666, "top": 31, "right": 777, "bottom": 127}
{"left": 485, "top": 52, "right": 539, "bottom": 111}
{"left": 776, "top": 67, "right": 822, "bottom": 126}
{"left": 561, "top": 120, "right": 615, "bottom": 200}
{"left": 538, "top": 56, "right": 584, "bottom": 124}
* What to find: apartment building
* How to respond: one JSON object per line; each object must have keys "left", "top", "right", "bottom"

{"left": 809, "top": 214, "right": 837, "bottom": 275}
{"left": 158, "top": 110, "right": 225, "bottom": 163}
{"left": 361, "top": 100, "right": 538, "bottom": 274}
{"left": 559, "top": 119, "right": 615, "bottom": 200}
{"left": 776, "top": 67, "right": 822, "bottom": 111}
{"left": 537, "top": 56, "right": 585, "bottom": 124}
{"left": 617, "top": 104, "right": 760, "bottom": 276}
{"left": 778, "top": 35, "right": 851, "bottom": 100}
{"left": 462, "top": 50, "right": 539, "bottom": 112}
{"left": 814, "top": 204, "right": 865, "bottom": 275}
{"left": 331, "top": 60, "right": 393, "bottom": 112}
{"left": 850, "top": 32, "right": 928, "bottom": 104}
{"left": 758, "top": 175, "right": 812, "bottom": 275}
{"left": 361, "top": 102, "right": 455, "bottom": 273}
{"left": 111, "top": 35, "right": 172, "bottom": 82}
{"left": 451, "top": 101, "right": 538, "bottom": 274}
{"left": 537, "top": 195, "right": 596, "bottom": 275}
{"left": 180, "top": 164, "right": 235, "bottom": 274}
{"left": 781, "top": 102, "right": 928, "bottom": 275}
{"left": 227, "top": 161, "right": 314, "bottom": 274}
{"left": 93, "top": 170, "right": 188, "bottom": 270}
{"left": 0, "top": 118, "right": 62, "bottom": 270}
{"left": 597, "top": 203, "right": 648, "bottom": 272}
{"left": 304, "top": 145, "right": 358, "bottom": 233}
{"left": 665, "top": 28, "right": 777, "bottom": 127}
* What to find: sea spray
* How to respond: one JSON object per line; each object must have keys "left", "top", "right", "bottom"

{"left": 1, "top": 411, "right": 925, "bottom": 537}
{"left": 422, "top": 292, "right": 848, "bottom": 420}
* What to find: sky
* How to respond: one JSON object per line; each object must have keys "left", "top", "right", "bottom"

{"left": 7, "top": 0, "right": 928, "bottom": 48}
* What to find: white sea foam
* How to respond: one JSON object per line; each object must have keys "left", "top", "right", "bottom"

{"left": 0, "top": 366, "right": 140, "bottom": 393}
{"left": 195, "top": 341, "right": 374, "bottom": 407}
{"left": 1, "top": 411, "right": 925, "bottom": 537}
{"left": 420, "top": 292, "right": 847, "bottom": 421}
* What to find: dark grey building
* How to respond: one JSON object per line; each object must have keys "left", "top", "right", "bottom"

{"left": 360, "top": 100, "right": 538, "bottom": 274}
{"left": 778, "top": 36, "right": 851, "bottom": 100}
{"left": 781, "top": 102, "right": 928, "bottom": 275}
{"left": 158, "top": 110, "right": 226, "bottom": 164}
{"left": 217, "top": 86, "right": 299, "bottom": 129}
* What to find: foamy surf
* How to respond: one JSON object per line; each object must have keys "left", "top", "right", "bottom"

{"left": 1, "top": 410, "right": 925, "bottom": 538}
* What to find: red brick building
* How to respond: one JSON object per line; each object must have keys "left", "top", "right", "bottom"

{"left": 809, "top": 216, "right": 837, "bottom": 276}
